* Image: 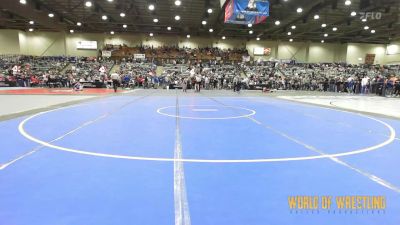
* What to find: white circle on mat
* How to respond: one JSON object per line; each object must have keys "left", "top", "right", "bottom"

{"left": 18, "top": 103, "right": 396, "bottom": 164}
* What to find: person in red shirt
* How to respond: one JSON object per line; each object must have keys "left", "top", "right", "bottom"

{"left": 30, "top": 75, "right": 39, "bottom": 87}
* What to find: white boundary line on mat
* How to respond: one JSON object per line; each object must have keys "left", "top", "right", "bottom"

{"left": 173, "top": 95, "right": 191, "bottom": 225}
{"left": 17, "top": 103, "right": 396, "bottom": 163}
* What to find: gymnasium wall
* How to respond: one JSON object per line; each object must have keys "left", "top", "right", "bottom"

{"left": 18, "top": 31, "right": 66, "bottom": 56}
{"left": 1, "top": 29, "right": 400, "bottom": 65}
{"left": 0, "top": 30, "right": 20, "bottom": 55}
{"left": 278, "top": 41, "right": 308, "bottom": 62}
{"left": 346, "top": 43, "right": 386, "bottom": 65}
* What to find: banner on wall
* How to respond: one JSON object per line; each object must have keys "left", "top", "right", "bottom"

{"left": 76, "top": 41, "right": 98, "bottom": 50}
{"left": 386, "top": 44, "right": 400, "bottom": 55}
{"left": 253, "top": 47, "right": 271, "bottom": 56}
{"left": 264, "top": 48, "right": 271, "bottom": 55}
{"left": 365, "top": 54, "right": 376, "bottom": 64}
{"left": 102, "top": 51, "right": 112, "bottom": 57}
{"left": 225, "top": 0, "right": 269, "bottom": 25}
{"left": 134, "top": 54, "right": 146, "bottom": 59}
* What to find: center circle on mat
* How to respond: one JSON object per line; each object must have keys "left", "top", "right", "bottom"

{"left": 18, "top": 103, "right": 396, "bottom": 163}
{"left": 157, "top": 105, "right": 256, "bottom": 120}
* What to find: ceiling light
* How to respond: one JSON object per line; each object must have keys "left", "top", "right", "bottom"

{"left": 362, "top": 18, "right": 367, "bottom": 22}
{"left": 289, "top": 39, "right": 293, "bottom": 42}
{"left": 364, "top": 26, "right": 369, "bottom": 30}
{"left": 287, "top": 32, "right": 292, "bottom": 35}
{"left": 48, "top": 13, "right": 54, "bottom": 18}
{"left": 107, "top": 0, "right": 113, "bottom": 2}
{"left": 102, "top": 15, "right": 108, "bottom": 20}
{"left": 123, "top": 24, "right": 127, "bottom": 28}
{"left": 324, "top": 33, "right": 328, "bottom": 37}
{"left": 120, "top": 13, "right": 125, "bottom": 17}
{"left": 175, "top": 0, "right": 181, "bottom": 6}
{"left": 248, "top": 23, "right": 253, "bottom": 28}
{"left": 297, "top": 8, "right": 303, "bottom": 13}
{"left": 175, "top": 15, "right": 181, "bottom": 21}
{"left": 149, "top": 33, "right": 154, "bottom": 37}
{"left": 314, "top": 15, "right": 320, "bottom": 20}
{"left": 153, "top": 18, "right": 159, "bottom": 23}
{"left": 256, "top": 37, "right": 260, "bottom": 41}
{"left": 148, "top": 4, "right": 155, "bottom": 11}
{"left": 321, "top": 23, "right": 327, "bottom": 27}
{"left": 85, "top": 1, "right": 92, "bottom": 7}
{"left": 110, "top": 31, "right": 114, "bottom": 35}
{"left": 371, "top": 29, "right": 376, "bottom": 33}
{"left": 187, "top": 34, "right": 191, "bottom": 38}
{"left": 275, "top": 20, "right": 280, "bottom": 25}
{"left": 291, "top": 25, "right": 296, "bottom": 29}
{"left": 321, "top": 40, "right": 325, "bottom": 43}
{"left": 70, "top": 29, "right": 74, "bottom": 33}
{"left": 345, "top": 0, "right": 351, "bottom": 6}
{"left": 207, "top": 8, "right": 213, "bottom": 14}
{"left": 332, "top": 27, "right": 338, "bottom": 31}
{"left": 209, "top": 28, "right": 214, "bottom": 33}
{"left": 20, "top": 0, "right": 27, "bottom": 4}
{"left": 222, "top": 36, "right": 226, "bottom": 40}
{"left": 28, "top": 28, "right": 34, "bottom": 32}
{"left": 249, "top": 30, "right": 254, "bottom": 34}
{"left": 202, "top": 20, "right": 207, "bottom": 25}
{"left": 167, "top": 26, "right": 172, "bottom": 30}
{"left": 351, "top": 11, "right": 357, "bottom": 16}
{"left": 29, "top": 20, "right": 34, "bottom": 25}
{"left": 77, "top": 22, "right": 82, "bottom": 26}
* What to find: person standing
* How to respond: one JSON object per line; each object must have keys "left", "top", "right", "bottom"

{"left": 182, "top": 77, "right": 188, "bottom": 93}
{"left": 361, "top": 76, "right": 370, "bottom": 94}
{"left": 233, "top": 76, "right": 238, "bottom": 92}
{"left": 195, "top": 74, "right": 202, "bottom": 92}
{"left": 99, "top": 66, "right": 106, "bottom": 78}
{"left": 110, "top": 72, "right": 121, "bottom": 93}
{"left": 394, "top": 76, "right": 400, "bottom": 97}
{"left": 204, "top": 76, "right": 210, "bottom": 90}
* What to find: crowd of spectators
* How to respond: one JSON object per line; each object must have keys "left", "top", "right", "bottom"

{"left": 0, "top": 53, "right": 399, "bottom": 97}
{"left": 0, "top": 55, "right": 115, "bottom": 88}
{"left": 110, "top": 45, "right": 249, "bottom": 62}
{"left": 159, "top": 64, "right": 243, "bottom": 91}
{"left": 242, "top": 62, "right": 400, "bottom": 97}
{"left": 110, "top": 59, "right": 243, "bottom": 91}
{"left": 63, "top": 57, "right": 115, "bottom": 85}
{"left": 117, "top": 60, "right": 157, "bottom": 88}
{"left": 0, "top": 55, "right": 72, "bottom": 87}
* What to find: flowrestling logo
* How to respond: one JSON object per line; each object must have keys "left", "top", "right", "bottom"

{"left": 360, "top": 12, "right": 383, "bottom": 20}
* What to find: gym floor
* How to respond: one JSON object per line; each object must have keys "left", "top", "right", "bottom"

{"left": 0, "top": 89, "right": 399, "bottom": 225}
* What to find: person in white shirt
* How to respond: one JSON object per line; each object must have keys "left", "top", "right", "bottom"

{"left": 347, "top": 76, "right": 354, "bottom": 93}
{"left": 12, "top": 65, "right": 20, "bottom": 76}
{"left": 110, "top": 72, "right": 121, "bottom": 93}
{"left": 99, "top": 66, "right": 106, "bottom": 77}
{"left": 195, "top": 74, "right": 202, "bottom": 92}
{"left": 361, "top": 76, "right": 370, "bottom": 94}
{"left": 204, "top": 76, "right": 210, "bottom": 90}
